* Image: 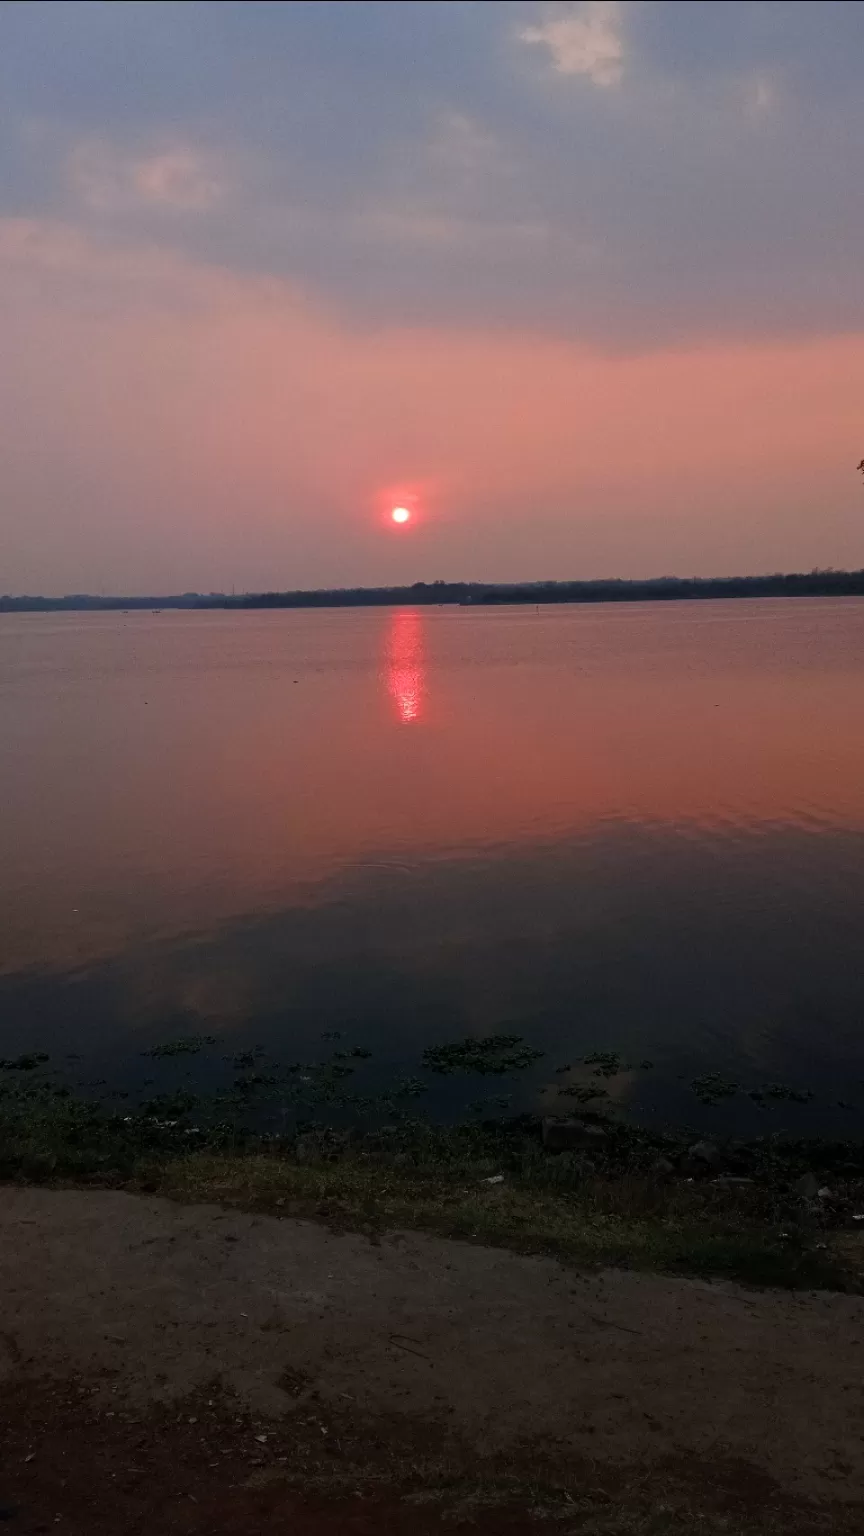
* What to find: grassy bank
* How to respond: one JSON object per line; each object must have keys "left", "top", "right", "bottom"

{"left": 3, "top": 1057, "right": 864, "bottom": 1290}
{"left": 154, "top": 1146, "right": 861, "bottom": 1291}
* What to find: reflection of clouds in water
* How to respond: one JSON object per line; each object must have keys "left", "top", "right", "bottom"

{"left": 385, "top": 609, "right": 426, "bottom": 724}
{"left": 3, "top": 824, "right": 864, "bottom": 1133}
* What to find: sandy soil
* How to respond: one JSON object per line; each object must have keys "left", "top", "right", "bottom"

{"left": 2, "top": 1186, "right": 864, "bottom": 1532}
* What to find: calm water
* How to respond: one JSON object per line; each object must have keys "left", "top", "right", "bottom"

{"left": 3, "top": 598, "right": 864, "bottom": 1131}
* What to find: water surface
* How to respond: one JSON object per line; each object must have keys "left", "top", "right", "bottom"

{"left": 2, "top": 598, "right": 864, "bottom": 1130}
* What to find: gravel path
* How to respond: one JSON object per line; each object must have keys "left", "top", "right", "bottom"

{"left": 2, "top": 1185, "right": 864, "bottom": 1504}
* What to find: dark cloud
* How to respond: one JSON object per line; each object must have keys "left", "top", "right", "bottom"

{"left": 1, "top": 1, "right": 863, "bottom": 345}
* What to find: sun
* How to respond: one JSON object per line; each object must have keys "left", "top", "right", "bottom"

{"left": 391, "top": 506, "right": 411, "bottom": 524}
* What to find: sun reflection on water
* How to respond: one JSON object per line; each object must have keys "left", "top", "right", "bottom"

{"left": 386, "top": 608, "right": 425, "bottom": 724}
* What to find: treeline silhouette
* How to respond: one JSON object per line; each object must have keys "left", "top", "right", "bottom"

{"left": 3, "top": 569, "right": 864, "bottom": 613}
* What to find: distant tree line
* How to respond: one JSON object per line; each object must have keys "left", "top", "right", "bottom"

{"left": 3, "top": 569, "right": 864, "bottom": 614}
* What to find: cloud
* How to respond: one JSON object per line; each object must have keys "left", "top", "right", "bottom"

{"left": 70, "top": 141, "right": 224, "bottom": 214}
{"left": 519, "top": 2, "right": 624, "bottom": 87}
{"left": 426, "top": 112, "right": 502, "bottom": 182}
{"left": 1, "top": 3, "right": 864, "bottom": 348}
{"left": 742, "top": 71, "right": 780, "bottom": 119}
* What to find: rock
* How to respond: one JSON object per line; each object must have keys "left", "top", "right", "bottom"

{"left": 542, "top": 1118, "right": 608, "bottom": 1152}
{"left": 653, "top": 1157, "right": 676, "bottom": 1179}
{"left": 794, "top": 1172, "right": 820, "bottom": 1200}
{"left": 817, "top": 1186, "right": 834, "bottom": 1201}
{"left": 712, "top": 1176, "right": 755, "bottom": 1187}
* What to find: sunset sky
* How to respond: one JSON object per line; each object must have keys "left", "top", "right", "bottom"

{"left": 2, "top": 0, "right": 864, "bottom": 595}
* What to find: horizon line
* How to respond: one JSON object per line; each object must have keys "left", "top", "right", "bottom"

{"left": 3, "top": 567, "right": 864, "bottom": 612}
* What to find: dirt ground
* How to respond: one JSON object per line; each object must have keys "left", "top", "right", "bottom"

{"left": 2, "top": 1186, "right": 864, "bottom": 1533}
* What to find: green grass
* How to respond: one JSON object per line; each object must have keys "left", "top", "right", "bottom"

{"left": 3, "top": 1065, "right": 864, "bottom": 1292}
{"left": 149, "top": 1147, "right": 860, "bottom": 1292}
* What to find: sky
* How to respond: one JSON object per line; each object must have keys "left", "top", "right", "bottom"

{"left": 2, "top": 0, "right": 863, "bottom": 595}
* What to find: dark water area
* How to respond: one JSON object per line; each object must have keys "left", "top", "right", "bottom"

{"left": 2, "top": 598, "right": 864, "bottom": 1134}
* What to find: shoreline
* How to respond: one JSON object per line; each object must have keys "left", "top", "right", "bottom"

{"left": 5, "top": 569, "right": 864, "bottom": 613}
{"left": 4, "top": 1066, "right": 864, "bottom": 1291}
{"left": 4, "top": 1034, "right": 864, "bottom": 1292}
{"left": 3, "top": 1182, "right": 864, "bottom": 1534}
{"left": 6, "top": 1046, "right": 864, "bottom": 1530}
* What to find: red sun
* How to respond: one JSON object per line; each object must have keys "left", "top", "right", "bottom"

{"left": 391, "top": 506, "right": 411, "bottom": 525}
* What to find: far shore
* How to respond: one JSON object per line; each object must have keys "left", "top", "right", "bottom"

{"left": 4, "top": 566, "right": 864, "bottom": 614}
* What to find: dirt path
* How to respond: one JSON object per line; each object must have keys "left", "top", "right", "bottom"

{"left": 2, "top": 1186, "right": 864, "bottom": 1532}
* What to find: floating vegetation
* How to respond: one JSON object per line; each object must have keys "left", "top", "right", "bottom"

{"left": 582, "top": 1051, "right": 625, "bottom": 1078}
{"left": 692, "top": 1073, "right": 740, "bottom": 1106}
{"left": 139, "top": 1090, "right": 201, "bottom": 1118}
{"left": 422, "top": 1035, "right": 544, "bottom": 1076}
{"left": 385, "top": 1075, "right": 428, "bottom": 1099}
{"left": 749, "top": 1082, "right": 815, "bottom": 1105}
{"left": 0, "top": 1052, "right": 50, "bottom": 1071}
{"left": 231, "top": 1072, "right": 282, "bottom": 1093}
{"left": 146, "top": 1036, "right": 217, "bottom": 1059}
{"left": 557, "top": 1083, "right": 610, "bottom": 1103}
{"left": 227, "top": 1050, "right": 262, "bottom": 1070}
{"left": 467, "top": 1095, "right": 513, "bottom": 1114}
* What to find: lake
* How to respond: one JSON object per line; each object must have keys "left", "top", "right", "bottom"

{"left": 2, "top": 597, "right": 864, "bottom": 1132}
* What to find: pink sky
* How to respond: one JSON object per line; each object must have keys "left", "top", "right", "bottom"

{"left": 2, "top": 220, "right": 863, "bottom": 594}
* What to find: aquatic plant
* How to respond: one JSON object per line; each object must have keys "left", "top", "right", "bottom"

{"left": 692, "top": 1073, "right": 740, "bottom": 1106}
{"left": 146, "top": 1036, "right": 217, "bottom": 1059}
{"left": 422, "top": 1035, "right": 544, "bottom": 1076}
